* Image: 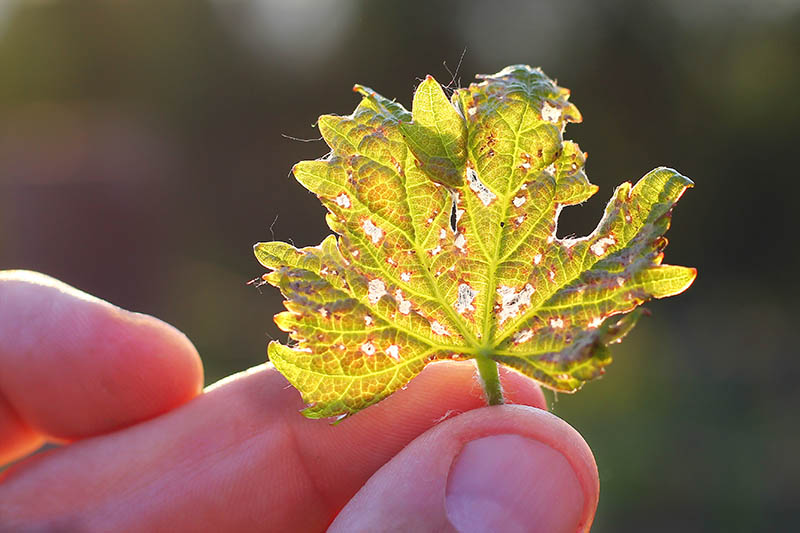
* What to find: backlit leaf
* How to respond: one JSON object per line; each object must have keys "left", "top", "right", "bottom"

{"left": 255, "top": 65, "right": 696, "bottom": 419}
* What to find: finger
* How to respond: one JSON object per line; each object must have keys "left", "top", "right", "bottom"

{"left": 0, "top": 394, "right": 43, "bottom": 465}
{"left": 0, "top": 270, "right": 204, "bottom": 459}
{"left": 0, "top": 361, "right": 545, "bottom": 531}
{"left": 330, "top": 405, "right": 598, "bottom": 533}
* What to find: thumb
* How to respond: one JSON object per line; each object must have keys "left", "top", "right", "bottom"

{"left": 329, "top": 405, "right": 598, "bottom": 533}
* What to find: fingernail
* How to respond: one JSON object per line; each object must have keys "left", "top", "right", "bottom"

{"left": 445, "top": 434, "right": 584, "bottom": 533}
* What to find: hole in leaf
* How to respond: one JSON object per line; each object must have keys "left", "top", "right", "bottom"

{"left": 449, "top": 194, "right": 458, "bottom": 232}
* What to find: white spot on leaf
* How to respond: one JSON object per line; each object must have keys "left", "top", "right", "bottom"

{"left": 541, "top": 102, "right": 562, "bottom": 123}
{"left": 364, "top": 315, "right": 373, "bottom": 326}
{"left": 512, "top": 329, "right": 534, "bottom": 344}
{"left": 513, "top": 196, "right": 526, "bottom": 207}
{"left": 401, "top": 271, "right": 411, "bottom": 282}
{"left": 368, "top": 279, "right": 387, "bottom": 304}
{"left": 590, "top": 235, "right": 617, "bottom": 257}
{"left": 550, "top": 317, "right": 564, "bottom": 329}
{"left": 386, "top": 344, "right": 400, "bottom": 360}
{"left": 545, "top": 163, "right": 556, "bottom": 175}
{"left": 334, "top": 193, "right": 351, "bottom": 208}
{"left": 395, "top": 289, "right": 411, "bottom": 315}
{"left": 588, "top": 317, "right": 603, "bottom": 328}
{"left": 361, "top": 341, "right": 376, "bottom": 356}
{"left": 466, "top": 167, "right": 496, "bottom": 206}
{"left": 533, "top": 253, "right": 542, "bottom": 265}
{"left": 496, "top": 284, "right": 536, "bottom": 324}
{"left": 429, "top": 245, "right": 442, "bottom": 256}
{"left": 454, "top": 233, "right": 467, "bottom": 253}
{"left": 362, "top": 219, "right": 383, "bottom": 244}
{"left": 455, "top": 283, "right": 477, "bottom": 314}
{"left": 431, "top": 321, "right": 450, "bottom": 336}
{"left": 439, "top": 228, "right": 447, "bottom": 240}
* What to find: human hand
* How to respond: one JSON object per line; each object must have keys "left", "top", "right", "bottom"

{"left": 0, "top": 271, "right": 599, "bottom": 532}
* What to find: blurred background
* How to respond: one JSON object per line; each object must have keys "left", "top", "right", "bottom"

{"left": 1, "top": 0, "right": 797, "bottom": 530}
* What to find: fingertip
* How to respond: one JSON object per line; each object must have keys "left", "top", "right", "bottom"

{"left": 105, "top": 308, "right": 205, "bottom": 420}
{"left": 445, "top": 407, "right": 599, "bottom": 532}
{"left": 445, "top": 431, "right": 588, "bottom": 533}
{"left": 331, "top": 405, "right": 598, "bottom": 532}
{"left": 0, "top": 271, "right": 204, "bottom": 441}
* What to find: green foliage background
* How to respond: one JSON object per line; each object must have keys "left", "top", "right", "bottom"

{"left": 0, "top": 1, "right": 797, "bottom": 530}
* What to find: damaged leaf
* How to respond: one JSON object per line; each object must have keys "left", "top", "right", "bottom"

{"left": 255, "top": 65, "right": 696, "bottom": 419}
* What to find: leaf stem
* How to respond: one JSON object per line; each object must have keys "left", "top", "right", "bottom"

{"left": 475, "top": 353, "right": 504, "bottom": 406}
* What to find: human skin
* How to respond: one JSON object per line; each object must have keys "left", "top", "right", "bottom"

{"left": 0, "top": 271, "right": 599, "bottom": 532}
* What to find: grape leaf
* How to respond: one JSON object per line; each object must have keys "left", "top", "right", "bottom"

{"left": 254, "top": 65, "right": 696, "bottom": 419}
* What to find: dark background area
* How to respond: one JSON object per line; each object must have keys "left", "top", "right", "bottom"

{"left": 1, "top": 0, "right": 797, "bottom": 530}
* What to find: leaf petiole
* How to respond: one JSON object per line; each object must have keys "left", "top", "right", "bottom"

{"left": 475, "top": 352, "right": 504, "bottom": 406}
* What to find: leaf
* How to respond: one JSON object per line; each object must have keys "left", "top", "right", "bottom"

{"left": 255, "top": 65, "right": 696, "bottom": 419}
